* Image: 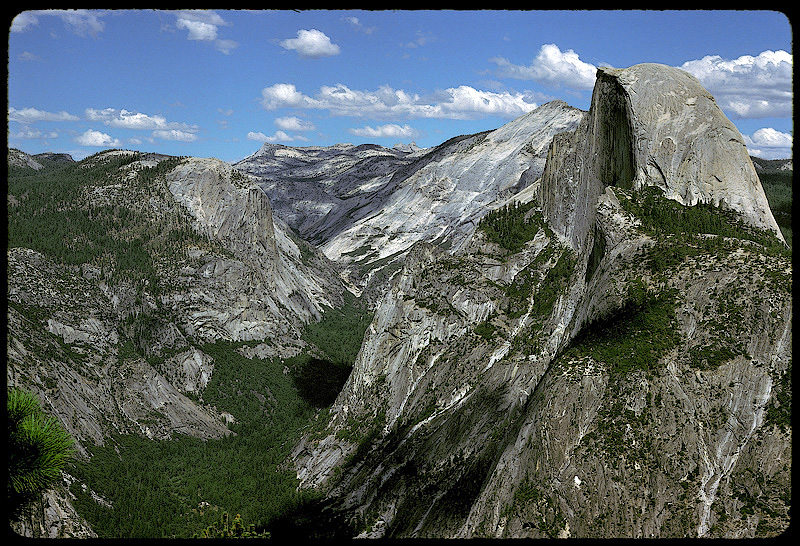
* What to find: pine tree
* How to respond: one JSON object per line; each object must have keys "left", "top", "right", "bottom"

{"left": 7, "top": 387, "right": 75, "bottom": 519}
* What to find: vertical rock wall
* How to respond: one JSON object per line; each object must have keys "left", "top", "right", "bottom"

{"left": 540, "top": 63, "right": 784, "bottom": 254}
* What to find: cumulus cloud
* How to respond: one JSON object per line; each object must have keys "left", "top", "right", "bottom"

{"left": 743, "top": 127, "right": 793, "bottom": 159}
{"left": 8, "top": 106, "right": 79, "bottom": 122}
{"left": 85, "top": 107, "right": 198, "bottom": 133}
{"left": 176, "top": 18, "right": 217, "bottom": 41}
{"left": 681, "top": 50, "right": 792, "bottom": 119}
{"left": 280, "top": 29, "right": 340, "bottom": 58}
{"left": 247, "top": 131, "right": 272, "bottom": 142}
{"left": 11, "top": 9, "right": 106, "bottom": 37}
{"left": 76, "top": 129, "right": 122, "bottom": 147}
{"left": 489, "top": 43, "right": 597, "bottom": 90}
{"left": 261, "top": 83, "right": 318, "bottom": 110}
{"left": 275, "top": 116, "right": 316, "bottom": 132}
{"left": 260, "top": 82, "right": 537, "bottom": 120}
{"left": 348, "top": 123, "right": 421, "bottom": 139}
{"left": 83, "top": 107, "right": 200, "bottom": 143}
{"left": 174, "top": 10, "right": 238, "bottom": 54}
{"left": 434, "top": 86, "right": 537, "bottom": 118}
{"left": 152, "top": 129, "right": 198, "bottom": 142}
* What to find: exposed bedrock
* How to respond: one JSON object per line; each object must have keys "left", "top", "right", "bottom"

{"left": 540, "top": 62, "right": 783, "bottom": 253}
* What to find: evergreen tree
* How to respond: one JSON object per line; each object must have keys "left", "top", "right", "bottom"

{"left": 7, "top": 387, "right": 75, "bottom": 519}
{"left": 194, "top": 512, "right": 271, "bottom": 538}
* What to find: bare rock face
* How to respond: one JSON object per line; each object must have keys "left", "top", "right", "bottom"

{"left": 541, "top": 63, "right": 783, "bottom": 252}
{"left": 322, "top": 100, "right": 584, "bottom": 264}
{"left": 236, "top": 101, "right": 584, "bottom": 298}
{"left": 164, "top": 156, "right": 346, "bottom": 335}
{"left": 9, "top": 480, "right": 98, "bottom": 538}
{"left": 292, "top": 64, "right": 791, "bottom": 539}
{"left": 8, "top": 147, "right": 45, "bottom": 170}
{"left": 166, "top": 158, "right": 279, "bottom": 280}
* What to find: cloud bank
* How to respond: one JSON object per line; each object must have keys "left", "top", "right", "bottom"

{"left": 260, "top": 83, "right": 537, "bottom": 120}
{"left": 681, "top": 50, "right": 792, "bottom": 119}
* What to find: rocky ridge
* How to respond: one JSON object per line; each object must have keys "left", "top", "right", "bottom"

{"left": 290, "top": 63, "right": 791, "bottom": 538}
{"left": 235, "top": 100, "right": 584, "bottom": 299}
{"left": 7, "top": 151, "right": 347, "bottom": 448}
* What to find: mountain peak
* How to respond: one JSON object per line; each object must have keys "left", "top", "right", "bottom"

{"left": 540, "top": 62, "right": 784, "bottom": 250}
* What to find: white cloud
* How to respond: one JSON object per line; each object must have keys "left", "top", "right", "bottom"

{"left": 280, "top": 29, "right": 340, "bottom": 59}
{"left": 260, "top": 83, "right": 536, "bottom": 120}
{"left": 76, "top": 129, "right": 122, "bottom": 147}
{"left": 744, "top": 127, "right": 793, "bottom": 159}
{"left": 434, "top": 86, "right": 537, "bottom": 119}
{"left": 275, "top": 116, "right": 316, "bottom": 131}
{"left": 349, "top": 123, "right": 421, "bottom": 139}
{"left": 174, "top": 10, "right": 237, "bottom": 54}
{"left": 177, "top": 19, "right": 218, "bottom": 41}
{"left": 57, "top": 9, "right": 106, "bottom": 37}
{"left": 10, "top": 126, "right": 59, "bottom": 139}
{"left": 489, "top": 43, "right": 597, "bottom": 90}
{"left": 343, "top": 16, "right": 376, "bottom": 35}
{"left": 261, "top": 83, "right": 319, "bottom": 110}
{"left": 8, "top": 106, "right": 79, "bottom": 122}
{"left": 10, "top": 12, "right": 39, "bottom": 32}
{"left": 214, "top": 39, "right": 238, "bottom": 55}
{"left": 681, "top": 50, "right": 792, "bottom": 119}
{"left": 247, "top": 131, "right": 271, "bottom": 142}
{"left": 11, "top": 9, "right": 106, "bottom": 37}
{"left": 152, "top": 129, "right": 198, "bottom": 142}
{"left": 85, "top": 108, "right": 198, "bottom": 133}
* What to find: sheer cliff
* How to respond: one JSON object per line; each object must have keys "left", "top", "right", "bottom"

{"left": 290, "top": 64, "right": 791, "bottom": 539}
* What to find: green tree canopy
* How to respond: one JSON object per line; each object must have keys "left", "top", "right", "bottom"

{"left": 7, "top": 387, "right": 75, "bottom": 518}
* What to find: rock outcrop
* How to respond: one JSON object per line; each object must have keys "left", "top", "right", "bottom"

{"left": 291, "top": 63, "right": 791, "bottom": 539}
{"left": 166, "top": 158, "right": 279, "bottom": 279}
{"left": 165, "top": 157, "right": 346, "bottom": 328}
{"left": 236, "top": 101, "right": 584, "bottom": 298}
{"left": 540, "top": 63, "right": 783, "bottom": 252}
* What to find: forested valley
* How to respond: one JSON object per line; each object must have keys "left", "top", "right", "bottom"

{"left": 7, "top": 152, "right": 371, "bottom": 538}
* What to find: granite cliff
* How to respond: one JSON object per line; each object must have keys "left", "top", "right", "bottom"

{"left": 235, "top": 100, "right": 584, "bottom": 300}
{"left": 289, "top": 63, "right": 791, "bottom": 538}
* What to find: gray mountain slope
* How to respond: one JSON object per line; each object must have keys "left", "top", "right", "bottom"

{"left": 290, "top": 63, "right": 791, "bottom": 539}
{"left": 235, "top": 101, "right": 584, "bottom": 297}
{"left": 7, "top": 151, "right": 347, "bottom": 452}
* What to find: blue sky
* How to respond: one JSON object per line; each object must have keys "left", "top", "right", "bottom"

{"left": 8, "top": 9, "right": 793, "bottom": 161}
